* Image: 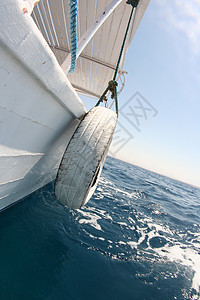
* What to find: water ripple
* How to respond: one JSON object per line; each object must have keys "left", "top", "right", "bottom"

{"left": 1, "top": 157, "right": 200, "bottom": 300}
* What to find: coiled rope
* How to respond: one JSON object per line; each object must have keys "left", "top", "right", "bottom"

{"left": 68, "top": 0, "right": 78, "bottom": 74}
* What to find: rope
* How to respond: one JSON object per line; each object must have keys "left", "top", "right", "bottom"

{"left": 113, "top": 6, "right": 134, "bottom": 81}
{"left": 96, "top": 1, "right": 138, "bottom": 115}
{"left": 68, "top": 0, "right": 78, "bottom": 74}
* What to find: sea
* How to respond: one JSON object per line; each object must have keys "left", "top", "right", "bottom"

{"left": 0, "top": 156, "right": 200, "bottom": 300}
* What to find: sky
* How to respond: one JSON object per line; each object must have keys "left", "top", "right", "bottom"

{"left": 81, "top": 0, "right": 200, "bottom": 188}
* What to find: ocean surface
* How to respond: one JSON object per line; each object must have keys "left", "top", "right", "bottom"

{"left": 0, "top": 156, "right": 200, "bottom": 300}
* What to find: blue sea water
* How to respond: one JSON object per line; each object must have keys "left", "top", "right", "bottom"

{"left": 0, "top": 156, "right": 200, "bottom": 300}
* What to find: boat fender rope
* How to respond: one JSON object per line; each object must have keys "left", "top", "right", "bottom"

{"left": 95, "top": 80, "right": 118, "bottom": 114}
{"left": 113, "top": 5, "right": 135, "bottom": 81}
{"left": 126, "top": 0, "right": 140, "bottom": 8}
{"left": 108, "top": 80, "right": 118, "bottom": 99}
{"left": 68, "top": 0, "right": 78, "bottom": 74}
{"left": 95, "top": 0, "right": 139, "bottom": 114}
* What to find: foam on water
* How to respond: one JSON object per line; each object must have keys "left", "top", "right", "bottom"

{"left": 71, "top": 161, "right": 200, "bottom": 299}
{"left": 0, "top": 156, "right": 200, "bottom": 300}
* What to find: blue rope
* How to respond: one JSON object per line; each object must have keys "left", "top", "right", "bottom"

{"left": 68, "top": 0, "right": 78, "bottom": 74}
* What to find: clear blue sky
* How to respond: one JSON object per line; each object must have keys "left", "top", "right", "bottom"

{"left": 81, "top": 0, "right": 200, "bottom": 187}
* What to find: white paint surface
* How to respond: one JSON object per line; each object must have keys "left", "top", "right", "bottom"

{"left": 0, "top": 0, "right": 86, "bottom": 210}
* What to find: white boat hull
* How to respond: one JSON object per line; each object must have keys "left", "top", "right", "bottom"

{"left": 0, "top": 0, "right": 86, "bottom": 211}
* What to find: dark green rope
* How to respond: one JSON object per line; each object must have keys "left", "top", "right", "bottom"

{"left": 95, "top": 86, "right": 109, "bottom": 107}
{"left": 113, "top": 6, "right": 134, "bottom": 82}
{"left": 95, "top": 1, "right": 139, "bottom": 115}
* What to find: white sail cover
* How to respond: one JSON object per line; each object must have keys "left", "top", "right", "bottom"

{"left": 32, "top": 0, "right": 150, "bottom": 98}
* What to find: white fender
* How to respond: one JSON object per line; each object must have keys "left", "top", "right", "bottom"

{"left": 55, "top": 106, "right": 117, "bottom": 209}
